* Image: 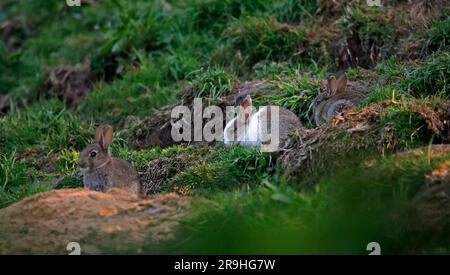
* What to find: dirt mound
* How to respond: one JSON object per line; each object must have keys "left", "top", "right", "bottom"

{"left": 129, "top": 103, "right": 181, "bottom": 149}
{"left": 140, "top": 155, "right": 194, "bottom": 195}
{"left": 426, "top": 161, "right": 450, "bottom": 185}
{"left": 409, "top": 0, "right": 448, "bottom": 22}
{"left": 334, "top": 0, "right": 449, "bottom": 69}
{"left": 130, "top": 81, "right": 282, "bottom": 150}
{"left": 0, "top": 188, "right": 189, "bottom": 254}
{"left": 280, "top": 100, "right": 450, "bottom": 182}
{"left": 396, "top": 144, "right": 450, "bottom": 159}
{"left": 40, "top": 62, "right": 92, "bottom": 108}
{"left": 223, "top": 80, "right": 278, "bottom": 102}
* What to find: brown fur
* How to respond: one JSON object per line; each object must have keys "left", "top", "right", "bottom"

{"left": 260, "top": 106, "right": 303, "bottom": 148}
{"left": 313, "top": 75, "right": 364, "bottom": 126}
{"left": 80, "top": 125, "right": 140, "bottom": 195}
{"left": 225, "top": 94, "right": 303, "bottom": 150}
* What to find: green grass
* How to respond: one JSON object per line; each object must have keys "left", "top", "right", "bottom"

{"left": 378, "top": 99, "right": 439, "bottom": 149}
{"left": 0, "top": 151, "right": 27, "bottom": 193}
{"left": 374, "top": 56, "right": 405, "bottom": 83}
{"left": 178, "top": 0, "right": 273, "bottom": 34}
{"left": 113, "top": 144, "right": 211, "bottom": 172}
{"left": 0, "top": 100, "right": 93, "bottom": 205}
{"left": 0, "top": 1, "right": 115, "bottom": 100}
{"left": 0, "top": 100, "right": 93, "bottom": 155}
{"left": 0, "top": 150, "right": 52, "bottom": 208}
{"left": 186, "top": 65, "right": 238, "bottom": 99}
{"left": 275, "top": 0, "right": 321, "bottom": 24}
{"left": 361, "top": 86, "right": 402, "bottom": 106}
{"left": 340, "top": 5, "right": 393, "bottom": 49}
{"left": 165, "top": 146, "right": 276, "bottom": 195}
{"left": 1, "top": 0, "right": 450, "bottom": 254}
{"left": 155, "top": 150, "right": 449, "bottom": 254}
{"left": 92, "top": 0, "right": 165, "bottom": 78}
{"left": 77, "top": 60, "right": 176, "bottom": 126}
{"left": 0, "top": 40, "right": 24, "bottom": 94}
{"left": 424, "top": 15, "right": 450, "bottom": 54}
{"left": 220, "top": 15, "right": 306, "bottom": 72}
{"left": 403, "top": 51, "right": 450, "bottom": 98}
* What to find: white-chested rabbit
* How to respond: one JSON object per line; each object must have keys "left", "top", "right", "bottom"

{"left": 79, "top": 125, "right": 140, "bottom": 195}
{"left": 313, "top": 75, "right": 364, "bottom": 126}
{"left": 224, "top": 94, "right": 302, "bottom": 152}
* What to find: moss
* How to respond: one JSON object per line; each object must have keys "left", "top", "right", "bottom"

{"left": 379, "top": 106, "right": 434, "bottom": 149}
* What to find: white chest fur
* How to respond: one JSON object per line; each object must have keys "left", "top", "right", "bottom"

{"left": 224, "top": 108, "right": 266, "bottom": 147}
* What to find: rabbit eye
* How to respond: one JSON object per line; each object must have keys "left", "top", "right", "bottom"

{"left": 90, "top": 151, "right": 97, "bottom": 158}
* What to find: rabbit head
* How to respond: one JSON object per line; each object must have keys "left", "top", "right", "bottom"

{"left": 315, "top": 75, "right": 348, "bottom": 104}
{"left": 327, "top": 75, "right": 348, "bottom": 97}
{"left": 314, "top": 74, "right": 355, "bottom": 126}
{"left": 79, "top": 125, "right": 113, "bottom": 172}
{"left": 224, "top": 94, "right": 254, "bottom": 143}
{"left": 234, "top": 93, "right": 253, "bottom": 122}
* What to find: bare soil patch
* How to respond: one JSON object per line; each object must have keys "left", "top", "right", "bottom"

{"left": 0, "top": 188, "right": 189, "bottom": 254}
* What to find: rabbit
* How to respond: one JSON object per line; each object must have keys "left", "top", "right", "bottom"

{"left": 79, "top": 125, "right": 140, "bottom": 195}
{"left": 224, "top": 93, "right": 302, "bottom": 152}
{"left": 313, "top": 74, "right": 364, "bottom": 126}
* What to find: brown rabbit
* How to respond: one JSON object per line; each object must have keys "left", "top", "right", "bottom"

{"left": 313, "top": 75, "right": 364, "bottom": 126}
{"left": 224, "top": 94, "right": 303, "bottom": 152}
{"left": 79, "top": 125, "right": 140, "bottom": 195}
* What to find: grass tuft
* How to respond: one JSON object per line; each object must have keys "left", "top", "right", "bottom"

{"left": 220, "top": 16, "right": 306, "bottom": 72}
{"left": 424, "top": 15, "right": 450, "bottom": 54}
{"left": 403, "top": 51, "right": 449, "bottom": 98}
{"left": 186, "top": 66, "right": 238, "bottom": 99}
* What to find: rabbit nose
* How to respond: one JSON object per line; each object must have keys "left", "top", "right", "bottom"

{"left": 79, "top": 160, "right": 87, "bottom": 169}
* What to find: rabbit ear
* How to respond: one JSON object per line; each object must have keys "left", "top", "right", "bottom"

{"left": 336, "top": 74, "right": 347, "bottom": 94}
{"left": 95, "top": 127, "right": 104, "bottom": 143}
{"left": 241, "top": 95, "right": 252, "bottom": 108}
{"left": 241, "top": 95, "right": 252, "bottom": 122}
{"left": 327, "top": 76, "right": 338, "bottom": 96}
{"left": 101, "top": 125, "right": 113, "bottom": 150}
